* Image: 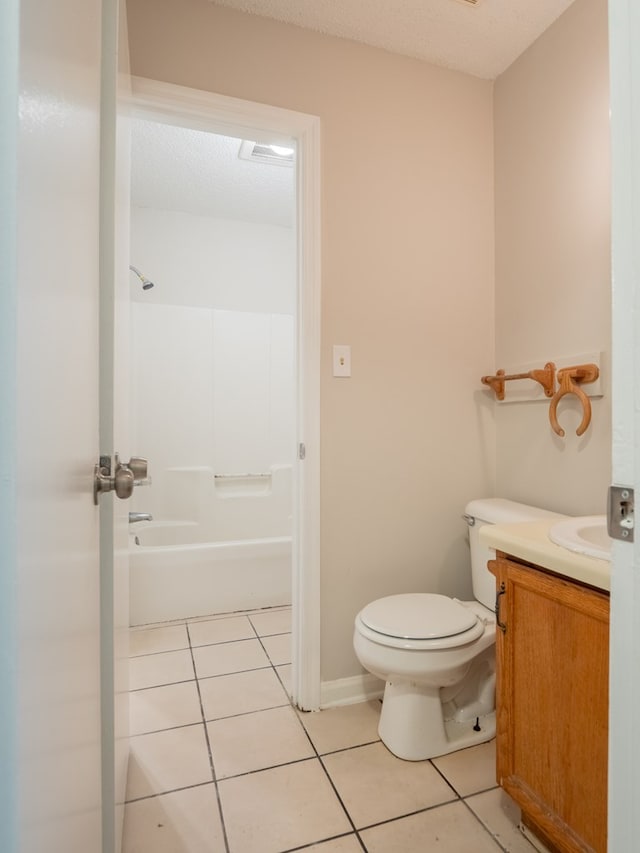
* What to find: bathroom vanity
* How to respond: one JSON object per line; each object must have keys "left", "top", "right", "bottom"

{"left": 481, "top": 520, "right": 610, "bottom": 853}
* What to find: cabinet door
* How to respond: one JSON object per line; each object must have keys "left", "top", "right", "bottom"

{"left": 492, "top": 558, "right": 609, "bottom": 853}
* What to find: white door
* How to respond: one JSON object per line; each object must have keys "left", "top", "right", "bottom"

{"left": 607, "top": 1, "right": 640, "bottom": 847}
{"left": 0, "top": 0, "right": 112, "bottom": 850}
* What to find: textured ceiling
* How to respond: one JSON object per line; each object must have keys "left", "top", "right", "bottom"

{"left": 209, "top": 0, "right": 576, "bottom": 79}
{"left": 130, "top": 118, "right": 295, "bottom": 227}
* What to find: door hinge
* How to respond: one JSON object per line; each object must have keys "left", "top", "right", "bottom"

{"left": 298, "top": 442, "right": 306, "bottom": 460}
{"left": 607, "top": 485, "right": 634, "bottom": 542}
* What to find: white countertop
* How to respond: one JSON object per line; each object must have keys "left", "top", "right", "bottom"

{"left": 479, "top": 519, "right": 611, "bottom": 592}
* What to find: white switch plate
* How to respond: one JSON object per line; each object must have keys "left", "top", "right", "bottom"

{"left": 333, "top": 344, "right": 351, "bottom": 377}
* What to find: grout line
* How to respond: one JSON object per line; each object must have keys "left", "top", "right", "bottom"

{"left": 124, "top": 779, "right": 219, "bottom": 805}
{"left": 246, "top": 615, "right": 260, "bottom": 641}
{"left": 213, "top": 755, "right": 320, "bottom": 783}
{"left": 278, "top": 831, "right": 366, "bottom": 853}
{"left": 203, "top": 701, "right": 291, "bottom": 725}
{"left": 190, "top": 635, "right": 267, "bottom": 650}
{"left": 252, "top": 629, "right": 292, "bottom": 669}
{"left": 129, "top": 677, "right": 196, "bottom": 691}
{"left": 129, "top": 646, "right": 192, "bottom": 658}
{"left": 129, "top": 720, "right": 204, "bottom": 739}
{"left": 197, "top": 666, "right": 286, "bottom": 684}
{"left": 273, "top": 664, "right": 292, "bottom": 700}
{"left": 354, "top": 796, "right": 461, "bottom": 833}
{"left": 462, "top": 782, "right": 501, "bottom": 799}
{"left": 305, "top": 738, "right": 382, "bottom": 758}
{"left": 250, "top": 629, "right": 292, "bottom": 639}
{"left": 130, "top": 604, "right": 291, "bottom": 632}
{"left": 129, "top": 619, "right": 189, "bottom": 630}
{"left": 428, "top": 756, "right": 466, "bottom": 799}
{"left": 268, "top": 635, "right": 368, "bottom": 850}
{"left": 187, "top": 605, "right": 292, "bottom": 626}
{"left": 315, "top": 752, "right": 368, "bottom": 850}
{"left": 129, "top": 677, "right": 196, "bottom": 692}
{"left": 459, "top": 796, "right": 521, "bottom": 852}
{"left": 192, "top": 663, "right": 274, "bottom": 679}
{"left": 186, "top": 622, "right": 231, "bottom": 853}
{"left": 129, "top": 648, "right": 190, "bottom": 658}
{"left": 289, "top": 700, "right": 365, "bottom": 846}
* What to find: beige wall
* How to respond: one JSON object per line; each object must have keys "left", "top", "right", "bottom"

{"left": 127, "top": 0, "right": 496, "bottom": 682}
{"left": 494, "top": 0, "right": 611, "bottom": 515}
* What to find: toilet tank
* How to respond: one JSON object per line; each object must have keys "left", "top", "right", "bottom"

{"left": 464, "top": 498, "right": 564, "bottom": 610}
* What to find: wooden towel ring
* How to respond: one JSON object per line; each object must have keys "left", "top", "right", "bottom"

{"left": 548, "top": 365, "right": 599, "bottom": 437}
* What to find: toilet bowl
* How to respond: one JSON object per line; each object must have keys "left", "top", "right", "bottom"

{"left": 353, "top": 498, "right": 562, "bottom": 761}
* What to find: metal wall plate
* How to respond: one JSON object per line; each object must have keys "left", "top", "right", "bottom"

{"left": 608, "top": 485, "right": 634, "bottom": 543}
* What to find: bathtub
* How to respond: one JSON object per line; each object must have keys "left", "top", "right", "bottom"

{"left": 129, "top": 524, "right": 292, "bottom": 625}
{"left": 128, "top": 464, "right": 293, "bottom": 624}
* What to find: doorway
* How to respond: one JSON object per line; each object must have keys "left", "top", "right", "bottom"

{"left": 128, "top": 78, "right": 321, "bottom": 710}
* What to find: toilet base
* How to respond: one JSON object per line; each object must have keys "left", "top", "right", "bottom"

{"left": 378, "top": 679, "right": 496, "bottom": 761}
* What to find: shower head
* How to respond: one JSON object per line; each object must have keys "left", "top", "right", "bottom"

{"left": 129, "top": 265, "right": 155, "bottom": 290}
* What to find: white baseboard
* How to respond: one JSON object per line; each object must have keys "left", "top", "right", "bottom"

{"left": 319, "top": 673, "right": 384, "bottom": 709}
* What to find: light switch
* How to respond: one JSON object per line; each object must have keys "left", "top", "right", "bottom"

{"left": 333, "top": 344, "right": 351, "bottom": 377}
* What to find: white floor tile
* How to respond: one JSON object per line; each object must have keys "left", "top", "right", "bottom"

{"left": 192, "top": 638, "right": 270, "bottom": 678}
{"left": 130, "top": 681, "right": 202, "bottom": 736}
{"left": 466, "top": 787, "right": 539, "bottom": 852}
{"left": 261, "top": 632, "right": 291, "bottom": 665}
{"left": 129, "top": 624, "right": 189, "bottom": 657}
{"left": 122, "top": 783, "right": 225, "bottom": 853}
{"left": 127, "top": 725, "right": 212, "bottom": 800}
{"left": 207, "top": 705, "right": 314, "bottom": 778}
{"left": 431, "top": 738, "right": 497, "bottom": 797}
{"left": 248, "top": 608, "right": 292, "bottom": 636}
{"left": 199, "top": 668, "right": 288, "bottom": 720}
{"left": 188, "top": 615, "right": 255, "bottom": 647}
{"left": 361, "top": 800, "right": 503, "bottom": 852}
{"left": 276, "top": 664, "right": 292, "bottom": 696}
{"left": 298, "top": 700, "right": 381, "bottom": 754}
{"left": 129, "top": 650, "right": 194, "bottom": 691}
{"left": 323, "top": 741, "right": 455, "bottom": 829}
{"left": 218, "top": 759, "right": 351, "bottom": 853}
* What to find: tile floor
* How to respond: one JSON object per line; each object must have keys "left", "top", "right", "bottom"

{"left": 123, "top": 606, "right": 537, "bottom": 853}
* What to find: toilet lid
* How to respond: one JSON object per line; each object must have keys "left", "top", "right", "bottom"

{"left": 359, "top": 593, "right": 478, "bottom": 640}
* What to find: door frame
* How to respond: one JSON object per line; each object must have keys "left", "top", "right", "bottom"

{"left": 607, "top": 0, "right": 640, "bottom": 846}
{"left": 129, "top": 76, "right": 322, "bottom": 710}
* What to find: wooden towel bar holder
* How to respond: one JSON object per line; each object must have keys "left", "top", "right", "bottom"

{"left": 481, "top": 362, "right": 556, "bottom": 401}
{"left": 481, "top": 361, "right": 600, "bottom": 437}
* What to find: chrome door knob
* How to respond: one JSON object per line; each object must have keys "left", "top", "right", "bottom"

{"left": 127, "top": 456, "right": 148, "bottom": 480}
{"left": 113, "top": 464, "right": 135, "bottom": 499}
{"left": 93, "top": 454, "right": 137, "bottom": 504}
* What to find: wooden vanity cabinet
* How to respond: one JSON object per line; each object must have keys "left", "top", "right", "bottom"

{"left": 489, "top": 553, "right": 609, "bottom": 853}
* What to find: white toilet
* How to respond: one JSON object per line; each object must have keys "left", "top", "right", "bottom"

{"left": 353, "top": 498, "right": 561, "bottom": 761}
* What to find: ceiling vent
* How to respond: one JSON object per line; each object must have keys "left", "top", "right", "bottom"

{"left": 238, "top": 140, "right": 295, "bottom": 167}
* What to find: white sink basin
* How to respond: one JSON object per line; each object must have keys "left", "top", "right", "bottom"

{"left": 548, "top": 515, "right": 611, "bottom": 561}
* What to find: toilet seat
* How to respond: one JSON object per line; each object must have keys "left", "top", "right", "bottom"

{"left": 356, "top": 593, "right": 485, "bottom": 651}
